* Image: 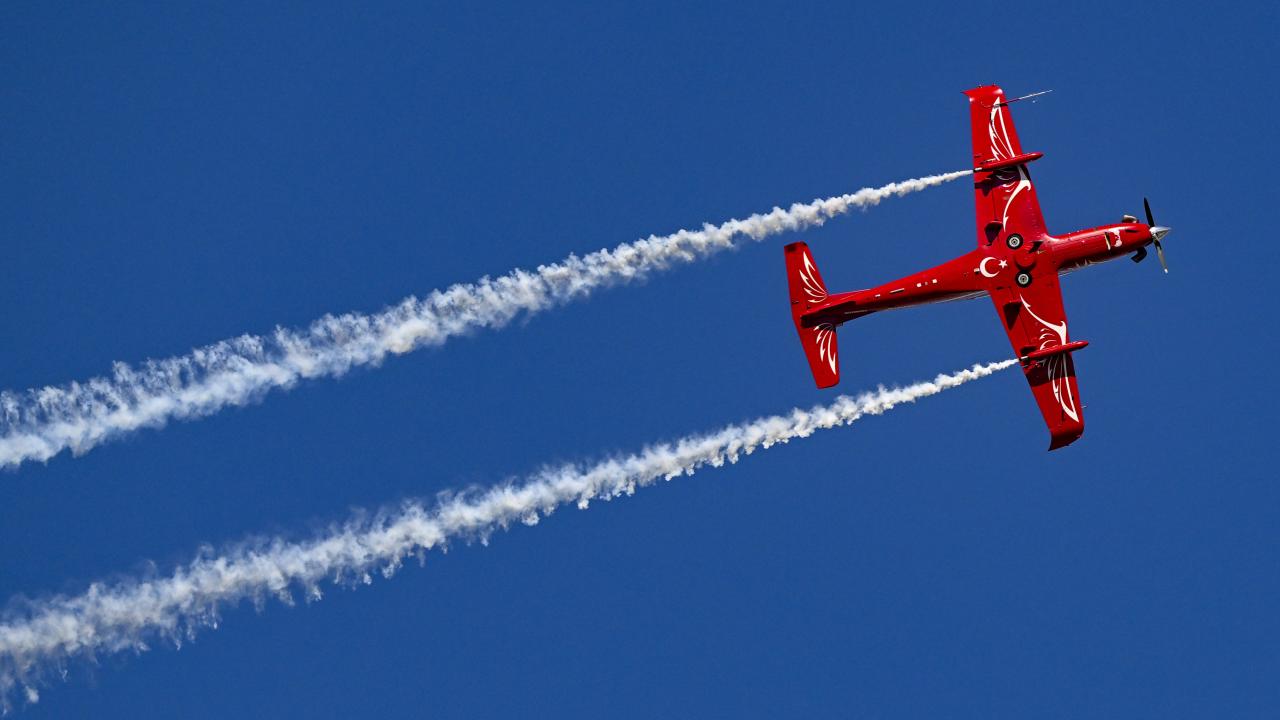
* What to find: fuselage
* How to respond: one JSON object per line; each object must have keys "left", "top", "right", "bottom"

{"left": 801, "top": 222, "right": 1158, "bottom": 326}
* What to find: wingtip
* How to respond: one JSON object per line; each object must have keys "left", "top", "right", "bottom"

{"left": 1048, "top": 429, "right": 1084, "bottom": 451}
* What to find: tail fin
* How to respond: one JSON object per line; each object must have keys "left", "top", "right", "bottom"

{"left": 784, "top": 242, "right": 840, "bottom": 388}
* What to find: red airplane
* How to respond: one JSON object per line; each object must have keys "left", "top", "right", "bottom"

{"left": 784, "top": 84, "right": 1171, "bottom": 450}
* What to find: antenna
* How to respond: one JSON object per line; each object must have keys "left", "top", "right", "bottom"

{"left": 994, "top": 90, "right": 1053, "bottom": 107}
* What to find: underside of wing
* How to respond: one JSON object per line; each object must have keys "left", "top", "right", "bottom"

{"left": 964, "top": 85, "right": 1049, "bottom": 247}
{"left": 988, "top": 273, "right": 1085, "bottom": 450}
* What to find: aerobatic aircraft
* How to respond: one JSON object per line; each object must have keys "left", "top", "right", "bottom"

{"left": 784, "top": 84, "right": 1170, "bottom": 450}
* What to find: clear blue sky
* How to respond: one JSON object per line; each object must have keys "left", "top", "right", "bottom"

{"left": 2, "top": 2, "right": 1277, "bottom": 717}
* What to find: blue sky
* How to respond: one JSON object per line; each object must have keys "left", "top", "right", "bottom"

{"left": 2, "top": 1, "right": 1277, "bottom": 717}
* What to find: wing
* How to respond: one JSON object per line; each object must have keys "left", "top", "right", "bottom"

{"left": 988, "top": 273, "right": 1085, "bottom": 450}
{"left": 964, "top": 85, "right": 1048, "bottom": 247}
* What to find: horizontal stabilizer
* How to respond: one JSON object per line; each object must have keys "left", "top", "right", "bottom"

{"left": 784, "top": 242, "right": 840, "bottom": 388}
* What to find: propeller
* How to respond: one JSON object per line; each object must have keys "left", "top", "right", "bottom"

{"left": 1143, "top": 197, "right": 1171, "bottom": 273}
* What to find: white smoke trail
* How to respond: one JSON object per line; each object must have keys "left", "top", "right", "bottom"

{"left": 0, "top": 170, "right": 970, "bottom": 470}
{"left": 0, "top": 358, "right": 1013, "bottom": 708}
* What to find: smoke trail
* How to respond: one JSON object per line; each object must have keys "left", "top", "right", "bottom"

{"left": 0, "top": 170, "right": 970, "bottom": 471}
{"left": 0, "top": 358, "right": 1013, "bottom": 707}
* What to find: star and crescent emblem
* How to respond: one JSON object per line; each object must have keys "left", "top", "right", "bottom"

{"left": 977, "top": 256, "right": 1008, "bottom": 278}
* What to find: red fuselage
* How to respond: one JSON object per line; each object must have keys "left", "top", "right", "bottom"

{"left": 801, "top": 223, "right": 1158, "bottom": 326}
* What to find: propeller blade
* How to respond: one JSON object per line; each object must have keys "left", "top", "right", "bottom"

{"left": 1154, "top": 241, "right": 1169, "bottom": 273}
{"left": 1144, "top": 197, "right": 1154, "bottom": 227}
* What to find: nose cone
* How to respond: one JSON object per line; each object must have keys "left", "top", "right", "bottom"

{"left": 1150, "top": 226, "right": 1171, "bottom": 242}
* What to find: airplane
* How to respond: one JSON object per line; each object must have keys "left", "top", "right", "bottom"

{"left": 783, "top": 84, "right": 1171, "bottom": 450}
